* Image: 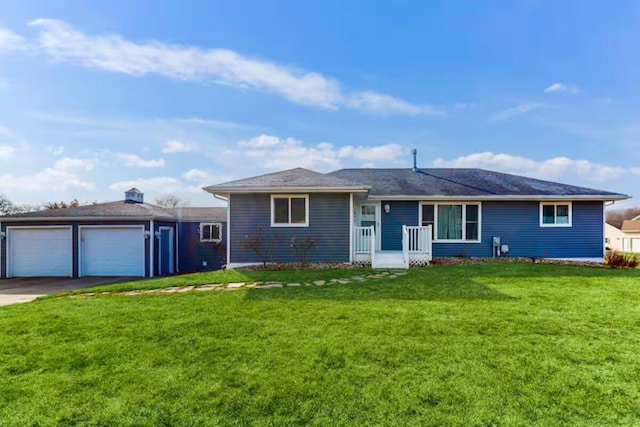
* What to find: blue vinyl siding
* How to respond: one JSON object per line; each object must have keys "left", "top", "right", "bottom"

{"left": 230, "top": 193, "right": 350, "bottom": 263}
{"left": 381, "top": 201, "right": 419, "bottom": 250}
{"left": 178, "top": 221, "right": 226, "bottom": 272}
{"left": 380, "top": 200, "right": 604, "bottom": 258}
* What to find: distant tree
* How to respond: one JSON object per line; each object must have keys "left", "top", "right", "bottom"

{"left": 0, "top": 194, "right": 15, "bottom": 216}
{"left": 45, "top": 199, "right": 80, "bottom": 210}
{"left": 606, "top": 206, "right": 640, "bottom": 229}
{"left": 0, "top": 195, "right": 42, "bottom": 215}
{"left": 154, "top": 195, "right": 189, "bottom": 208}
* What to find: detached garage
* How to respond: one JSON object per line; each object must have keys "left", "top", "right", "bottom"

{"left": 7, "top": 227, "right": 72, "bottom": 277}
{"left": 1, "top": 188, "right": 227, "bottom": 279}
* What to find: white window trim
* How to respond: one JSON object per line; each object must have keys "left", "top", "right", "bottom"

{"left": 270, "top": 194, "right": 309, "bottom": 227}
{"left": 419, "top": 202, "right": 482, "bottom": 243}
{"left": 539, "top": 202, "right": 572, "bottom": 227}
{"left": 200, "top": 222, "right": 223, "bottom": 242}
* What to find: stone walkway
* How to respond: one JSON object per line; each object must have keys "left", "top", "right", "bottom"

{"left": 70, "top": 270, "right": 409, "bottom": 298}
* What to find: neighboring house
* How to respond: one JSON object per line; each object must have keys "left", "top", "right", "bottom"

{"left": 605, "top": 223, "right": 631, "bottom": 252}
{"left": 204, "top": 167, "right": 628, "bottom": 269}
{"left": 0, "top": 189, "right": 226, "bottom": 278}
{"left": 621, "top": 219, "right": 640, "bottom": 253}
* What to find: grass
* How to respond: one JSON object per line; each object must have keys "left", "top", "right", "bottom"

{"left": 1, "top": 262, "right": 640, "bottom": 425}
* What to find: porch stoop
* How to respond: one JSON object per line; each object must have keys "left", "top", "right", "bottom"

{"left": 372, "top": 251, "right": 407, "bottom": 269}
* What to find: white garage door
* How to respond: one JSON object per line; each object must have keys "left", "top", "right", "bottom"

{"left": 8, "top": 227, "right": 72, "bottom": 277}
{"left": 631, "top": 238, "right": 640, "bottom": 254}
{"left": 80, "top": 227, "right": 145, "bottom": 276}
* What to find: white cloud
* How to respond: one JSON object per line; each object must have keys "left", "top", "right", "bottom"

{"left": 0, "top": 145, "right": 16, "bottom": 159}
{"left": 347, "top": 91, "right": 443, "bottom": 116}
{"left": 238, "top": 134, "right": 282, "bottom": 148}
{"left": 54, "top": 157, "right": 94, "bottom": 173}
{"left": 432, "top": 152, "right": 639, "bottom": 182}
{"left": 238, "top": 135, "right": 407, "bottom": 171}
{"left": 109, "top": 176, "right": 183, "bottom": 194}
{"left": 338, "top": 143, "right": 405, "bottom": 162}
{"left": 23, "top": 18, "right": 433, "bottom": 115}
{"left": 162, "top": 139, "right": 191, "bottom": 153}
{"left": 0, "top": 28, "right": 25, "bottom": 53}
{"left": 116, "top": 153, "right": 165, "bottom": 167}
{"left": 0, "top": 166, "right": 94, "bottom": 193}
{"left": 490, "top": 103, "right": 544, "bottom": 122}
{"left": 47, "top": 145, "right": 65, "bottom": 156}
{"left": 183, "top": 168, "right": 212, "bottom": 182}
{"left": 544, "top": 83, "right": 579, "bottom": 94}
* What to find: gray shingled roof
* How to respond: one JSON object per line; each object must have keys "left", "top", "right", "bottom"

{"left": 169, "top": 207, "right": 227, "bottom": 222}
{"left": 1, "top": 202, "right": 227, "bottom": 221}
{"left": 203, "top": 167, "right": 370, "bottom": 192}
{"left": 328, "top": 168, "right": 627, "bottom": 198}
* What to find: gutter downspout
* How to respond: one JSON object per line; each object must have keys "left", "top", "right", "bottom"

{"left": 213, "top": 194, "right": 229, "bottom": 268}
{"left": 150, "top": 219, "right": 154, "bottom": 277}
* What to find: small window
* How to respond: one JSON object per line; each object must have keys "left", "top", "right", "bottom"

{"left": 540, "top": 202, "right": 572, "bottom": 227}
{"left": 200, "top": 223, "right": 222, "bottom": 242}
{"left": 421, "top": 204, "right": 435, "bottom": 238}
{"left": 271, "top": 195, "right": 309, "bottom": 227}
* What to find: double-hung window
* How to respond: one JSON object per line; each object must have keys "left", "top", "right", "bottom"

{"left": 420, "top": 203, "right": 481, "bottom": 242}
{"left": 200, "top": 223, "right": 222, "bottom": 242}
{"left": 540, "top": 202, "right": 572, "bottom": 227}
{"left": 271, "top": 195, "right": 309, "bottom": 227}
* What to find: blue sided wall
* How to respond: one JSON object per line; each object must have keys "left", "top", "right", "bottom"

{"left": 229, "top": 193, "right": 351, "bottom": 264}
{"left": 177, "top": 221, "right": 226, "bottom": 272}
{"left": 380, "top": 200, "right": 604, "bottom": 258}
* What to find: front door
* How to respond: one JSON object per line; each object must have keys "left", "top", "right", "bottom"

{"left": 159, "top": 227, "right": 175, "bottom": 275}
{"left": 356, "top": 203, "right": 380, "bottom": 250}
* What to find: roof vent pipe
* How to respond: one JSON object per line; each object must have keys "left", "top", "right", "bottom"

{"left": 411, "top": 148, "right": 418, "bottom": 172}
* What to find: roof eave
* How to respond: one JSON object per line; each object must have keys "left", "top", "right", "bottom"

{"left": 0, "top": 215, "right": 174, "bottom": 222}
{"left": 366, "top": 194, "right": 630, "bottom": 201}
{"left": 203, "top": 186, "right": 370, "bottom": 194}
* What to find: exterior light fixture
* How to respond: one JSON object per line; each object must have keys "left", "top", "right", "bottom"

{"left": 384, "top": 203, "right": 390, "bottom": 214}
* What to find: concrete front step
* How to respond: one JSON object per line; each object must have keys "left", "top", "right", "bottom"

{"left": 372, "top": 252, "right": 407, "bottom": 269}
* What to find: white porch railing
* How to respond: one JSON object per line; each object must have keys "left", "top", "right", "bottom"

{"left": 403, "top": 225, "right": 432, "bottom": 266}
{"left": 402, "top": 226, "right": 410, "bottom": 268}
{"left": 354, "top": 226, "right": 373, "bottom": 253}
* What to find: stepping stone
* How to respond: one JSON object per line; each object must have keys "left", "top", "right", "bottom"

{"left": 388, "top": 275, "right": 397, "bottom": 278}
{"left": 196, "top": 284, "right": 221, "bottom": 290}
{"left": 257, "top": 284, "right": 283, "bottom": 289}
{"left": 124, "top": 291, "right": 139, "bottom": 296}
{"left": 337, "top": 279, "right": 350, "bottom": 284}
{"left": 395, "top": 272, "right": 407, "bottom": 276}
{"left": 380, "top": 272, "right": 390, "bottom": 276}
{"left": 351, "top": 276, "right": 365, "bottom": 280}
{"left": 253, "top": 281, "right": 264, "bottom": 286}
{"left": 266, "top": 281, "right": 283, "bottom": 285}
{"left": 226, "top": 282, "right": 246, "bottom": 289}
{"left": 314, "top": 280, "right": 326, "bottom": 285}
{"left": 287, "top": 283, "right": 301, "bottom": 287}
{"left": 177, "top": 286, "right": 195, "bottom": 293}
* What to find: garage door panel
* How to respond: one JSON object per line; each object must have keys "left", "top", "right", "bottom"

{"left": 9, "top": 228, "right": 72, "bottom": 277}
{"left": 81, "top": 228, "right": 144, "bottom": 276}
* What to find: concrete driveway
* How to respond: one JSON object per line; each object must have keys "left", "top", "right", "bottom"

{"left": 0, "top": 277, "right": 132, "bottom": 307}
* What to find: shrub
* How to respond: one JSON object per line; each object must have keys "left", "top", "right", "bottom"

{"left": 290, "top": 236, "right": 317, "bottom": 266}
{"left": 241, "top": 228, "right": 278, "bottom": 267}
{"left": 605, "top": 251, "right": 639, "bottom": 268}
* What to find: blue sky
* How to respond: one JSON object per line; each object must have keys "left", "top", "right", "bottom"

{"left": 0, "top": 1, "right": 638, "bottom": 207}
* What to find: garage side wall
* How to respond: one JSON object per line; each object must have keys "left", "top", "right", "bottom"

{"left": 0, "top": 221, "right": 152, "bottom": 278}
{"left": 177, "top": 221, "right": 226, "bottom": 273}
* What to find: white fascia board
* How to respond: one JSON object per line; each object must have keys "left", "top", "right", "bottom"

{"left": 366, "top": 194, "right": 629, "bottom": 201}
{"left": 0, "top": 216, "right": 166, "bottom": 222}
{"left": 203, "top": 187, "right": 370, "bottom": 194}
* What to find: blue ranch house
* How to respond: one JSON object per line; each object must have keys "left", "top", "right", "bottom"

{"left": 204, "top": 166, "right": 628, "bottom": 269}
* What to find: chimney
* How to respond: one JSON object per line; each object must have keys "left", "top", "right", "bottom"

{"left": 411, "top": 148, "right": 418, "bottom": 172}
{"left": 124, "top": 188, "right": 144, "bottom": 204}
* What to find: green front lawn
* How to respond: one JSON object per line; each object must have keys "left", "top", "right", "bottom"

{"left": 2, "top": 263, "right": 640, "bottom": 425}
